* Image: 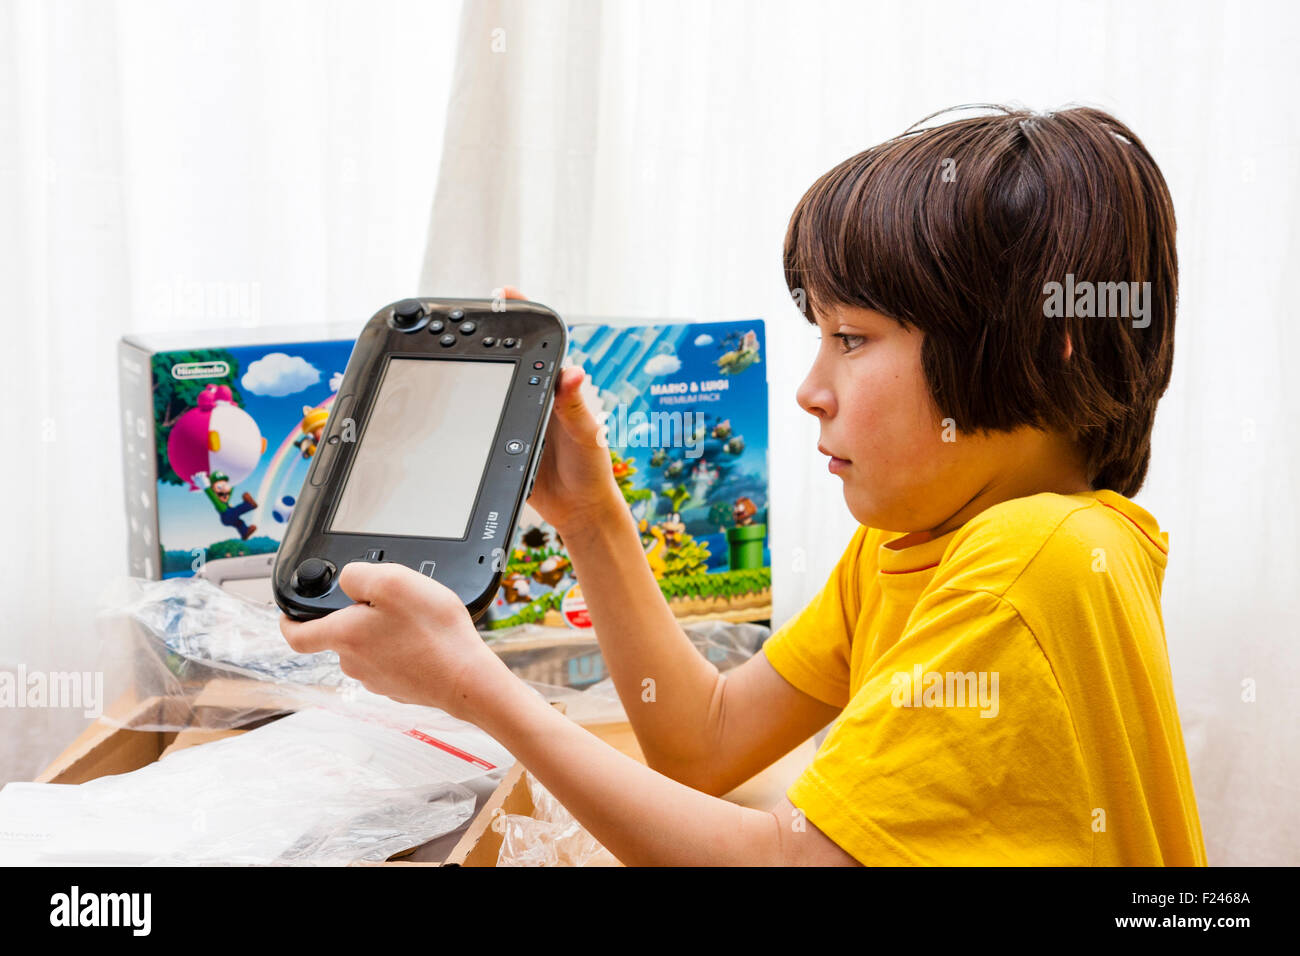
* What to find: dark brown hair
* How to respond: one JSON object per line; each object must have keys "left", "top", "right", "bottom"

{"left": 783, "top": 104, "right": 1177, "bottom": 497}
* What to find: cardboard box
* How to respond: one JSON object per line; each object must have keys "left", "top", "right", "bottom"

{"left": 119, "top": 317, "right": 772, "bottom": 622}
{"left": 441, "top": 761, "right": 535, "bottom": 866}
{"left": 118, "top": 324, "right": 358, "bottom": 589}
{"left": 441, "top": 716, "right": 818, "bottom": 866}
{"left": 441, "top": 719, "right": 642, "bottom": 866}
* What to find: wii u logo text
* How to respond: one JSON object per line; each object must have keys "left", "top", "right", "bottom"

{"left": 481, "top": 511, "right": 500, "bottom": 541}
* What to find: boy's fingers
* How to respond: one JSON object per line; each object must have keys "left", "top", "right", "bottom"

{"left": 554, "top": 366, "right": 603, "bottom": 438}
{"left": 279, "top": 604, "right": 369, "bottom": 655}
{"left": 555, "top": 367, "right": 588, "bottom": 415}
{"left": 279, "top": 614, "right": 323, "bottom": 654}
{"left": 499, "top": 285, "right": 526, "bottom": 300}
{"left": 337, "top": 560, "right": 461, "bottom": 616}
{"left": 336, "top": 560, "right": 415, "bottom": 607}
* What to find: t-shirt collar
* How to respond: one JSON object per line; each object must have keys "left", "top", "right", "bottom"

{"left": 877, "top": 527, "right": 960, "bottom": 578}
{"left": 873, "top": 489, "right": 1170, "bottom": 582}
{"left": 1089, "top": 489, "right": 1169, "bottom": 567}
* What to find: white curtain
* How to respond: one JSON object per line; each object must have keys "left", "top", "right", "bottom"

{"left": 0, "top": 0, "right": 463, "bottom": 781}
{"left": 2, "top": 0, "right": 1295, "bottom": 867}
{"left": 420, "top": 0, "right": 1300, "bottom": 865}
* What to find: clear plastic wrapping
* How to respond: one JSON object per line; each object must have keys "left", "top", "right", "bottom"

{"left": 95, "top": 575, "right": 357, "bottom": 730}
{"left": 0, "top": 709, "right": 479, "bottom": 865}
{"left": 72, "top": 577, "right": 771, "bottom": 866}
{"left": 494, "top": 770, "right": 620, "bottom": 867}
{"left": 96, "top": 575, "right": 767, "bottom": 731}
{"left": 485, "top": 617, "right": 768, "bottom": 685}
{"left": 486, "top": 617, "right": 769, "bottom": 724}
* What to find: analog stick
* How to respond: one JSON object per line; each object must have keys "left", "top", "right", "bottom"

{"left": 391, "top": 299, "right": 425, "bottom": 329}
{"left": 294, "top": 558, "right": 333, "bottom": 597}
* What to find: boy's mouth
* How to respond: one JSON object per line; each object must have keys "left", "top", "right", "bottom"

{"left": 818, "top": 444, "right": 851, "bottom": 473}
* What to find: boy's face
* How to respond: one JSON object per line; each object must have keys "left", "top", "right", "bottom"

{"left": 797, "top": 304, "right": 1002, "bottom": 536}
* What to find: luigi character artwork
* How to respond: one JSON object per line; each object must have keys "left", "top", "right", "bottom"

{"left": 192, "top": 470, "right": 259, "bottom": 540}
{"left": 165, "top": 382, "right": 266, "bottom": 543}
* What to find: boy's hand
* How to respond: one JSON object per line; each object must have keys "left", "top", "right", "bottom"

{"left": 496, "top": 285, "right": 625, "bottom": 536}
{"left": 279, "top": 561, "right": 510, "bottom": 721}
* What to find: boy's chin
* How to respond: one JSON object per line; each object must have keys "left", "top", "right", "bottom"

{"left": 843, "top": 487, "right": 920, "bottom": 535}
{"left": 842, "top": 487, "right": 888, "bottom": 530}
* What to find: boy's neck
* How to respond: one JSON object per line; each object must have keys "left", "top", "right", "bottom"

{"left": 903, "top": 429, "right": 1093, "bottom": 545}
{"left": 884, "top": 529, "right": 936, "bottom": 550}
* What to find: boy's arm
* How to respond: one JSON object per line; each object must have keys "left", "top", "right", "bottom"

{"left": 556, "top": 505, "right": 840, "bottom": 795}
{"left": 281, "top": 560, "right": 858, "bottom": 865}
{"left": 465, "top": 666, "right": 861, "bottom": 866}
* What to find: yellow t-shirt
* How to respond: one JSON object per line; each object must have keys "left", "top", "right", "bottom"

{"left": 763, "top": 489, "right": 1207, "bottom": 866}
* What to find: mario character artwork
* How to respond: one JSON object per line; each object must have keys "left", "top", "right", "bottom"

{"left": 715, "top": 330, "right": 761, "bottom": 376}
{"left": 725, "top": 495, "right": 766, "bottom": 571}
{"left": 660, "top": 511, "right": 686, "bottom": 548}
{"left": 732, "top": 496, "right": 758, "bottom": 527}
{"left": 637, "top": 517, "right": 670, "bottom": 578}
{"left": 532, "top": 553, "right": 573, "bottom": 588}
{"left": 293, "top": 403, "right": 330, "bottom": 458}
{"left": 479, "top": 319, "right": 771, "bottom": 632}
{"left": 501, "top": 572, "right": 533, "bottom": 605}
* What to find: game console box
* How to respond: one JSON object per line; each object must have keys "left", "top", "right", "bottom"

{"left": 481, "top": 318, "right": 771, "bottom": 630}
{"left": 117, "top": 325, "right": 359, "bottom": 584}
{"left": 118, "top": 317, "right": 771, "bottom": 628}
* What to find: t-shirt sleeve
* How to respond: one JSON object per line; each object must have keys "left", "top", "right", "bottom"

{"left": 761, "top": 526, "right": 869, "bottom": 710}
{"left": 787, "top": 586, "right": 1094, "bottom": 865}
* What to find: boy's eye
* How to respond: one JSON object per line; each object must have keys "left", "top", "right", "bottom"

{"left": 831, "top": 333, "right": 866, "bottom": 353}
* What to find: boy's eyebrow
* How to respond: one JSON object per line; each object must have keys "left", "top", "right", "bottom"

{"left": 811, "top": 302, "right": 842, "bottom": 326}
{"left": 820, "top": 305, "right": 875, "bottom": 329}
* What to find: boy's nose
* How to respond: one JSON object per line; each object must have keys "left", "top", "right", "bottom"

{"left": 796, "top": 374, "right": 834, "bottom": 419}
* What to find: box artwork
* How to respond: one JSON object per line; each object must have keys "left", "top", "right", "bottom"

{"left": 482, "top": 319, "right": 771, "bottom": 630}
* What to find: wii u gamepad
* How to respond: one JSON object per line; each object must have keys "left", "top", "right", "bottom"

{"left": 272, "top": 296, "right": 567, "bottom": 621}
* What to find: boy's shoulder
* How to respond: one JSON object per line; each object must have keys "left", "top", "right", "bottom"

{"left": 933, "top": 490, "right": 1167, "bottom": 601}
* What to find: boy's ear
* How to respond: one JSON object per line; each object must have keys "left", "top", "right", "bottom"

{"left": 1063, "top": 333, "right": 1074, "bottom": 361}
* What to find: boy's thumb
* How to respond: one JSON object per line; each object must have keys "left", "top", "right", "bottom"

{"left": 553, "top": 366, "right": 603, "bottom": 433}
{"left": 555, "top": 366, "right": 589, "bottom": 415}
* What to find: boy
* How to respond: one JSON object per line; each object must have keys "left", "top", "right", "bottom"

{"left": 282, "top": 105, "right": 1206, "bottom": 865}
